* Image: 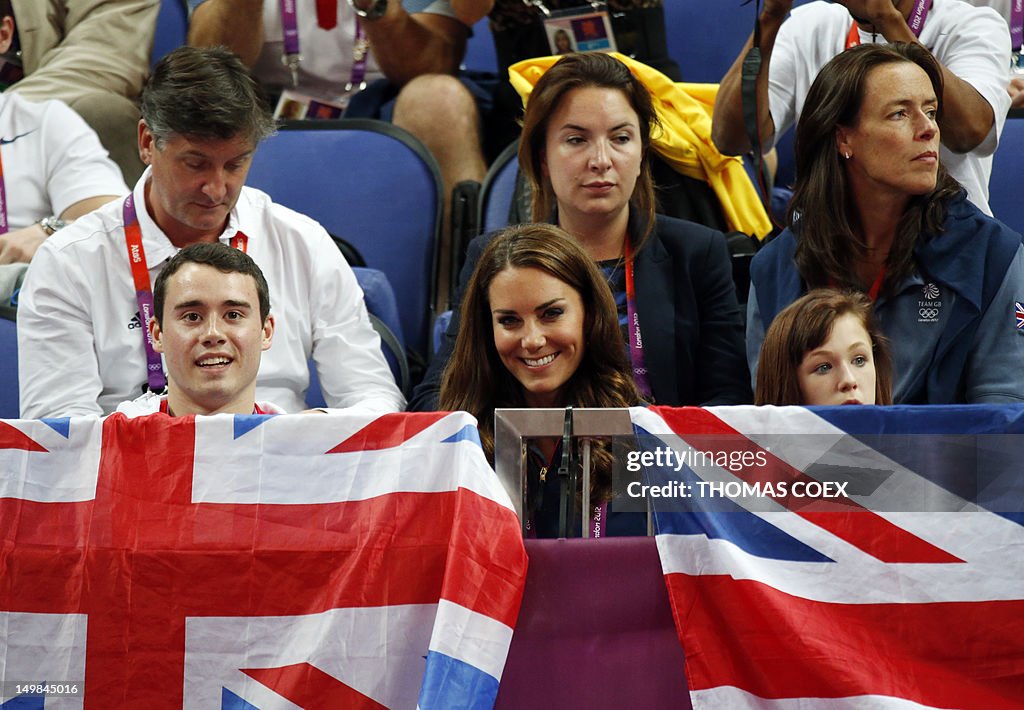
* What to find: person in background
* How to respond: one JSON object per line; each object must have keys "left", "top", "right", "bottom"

{"left": 187, "top": 0, "right": 492, "bottom": 250}
{"left": 711, "top": 0, "right": 1010, "bottom": 215}
{"left": 412, "top": 52, "right": 751, "bottom": 410}
{"left": 481, "top": 0, "right": 680, "bottom": 160}
{"left": 756, "top": 289, "right": 893, "bottom": 406}
{"left": 0, "top": 1, "right": 128, "bottom": 265}
{"left": 17, "top": 46, "right": 404, "bottom": 417}
{"left": 553, "top": 28, "right": 573, "bottom": 55}
{"left": 4, "top": 0, "right": 158, "bottom": 183}
{"left": 963, "top": 0, "right": 1024, "bottom": 107}
{"left": 747, "top": 43, "right": 1024, "bottom": 404}
{"left": 440, "top": 223, "right": 644, "bottom": 537}
{"left": 117, "top": 242, "right": 282, "bottom": 417}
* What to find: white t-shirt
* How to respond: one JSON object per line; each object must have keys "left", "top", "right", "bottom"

{"left": 18, "top": 167, "right": 406, "bottom": 417}
{"left": 769, "top": 0, "right": 1012, "bottom": 214}
{"left": 188, "top": 0, "right": 458, "bottom": 101}
{"left": 965, "top": 0, "right": 1021, "bottom": 52}
{"left": 965, "top": 0, "right": 1012, "bottom": 25}
{"left": 0, "top": 93, "right": 127, "bottom": 229}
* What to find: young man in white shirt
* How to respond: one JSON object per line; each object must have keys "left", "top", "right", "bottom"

{"left": 117, "top": 241, "right": 283, "bottom": 417}
{"left": 17, "top": 46, "right": 405, "bottom": 417}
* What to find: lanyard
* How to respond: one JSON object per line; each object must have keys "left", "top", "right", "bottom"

{"left": 525, "top": 442, "right": 607, "bottom": 538}
{"left": 520, "top": 0, "right": 607, "bottom": 15}
{"left": 348, "top": 20, "right": 369, "bottom": 93}
{"left": 829, "top": 265, "right": 885, "bottom": 303}
{"left": 280, "top": 0, "right": 301, "bottom": 85}
{"left": 525, "top": 504, "right": 607, "bottom": 538}
{"left": 589, "top": 501, "right": 608, "bottom": 538}
{"left": 0, "top": 147, "right": 7, "bottom": 235}
{"left": 1012, "top": 0, "right": 1023, "bottom": 54}
{"left": 278, "top": 0, "right": 370, "bottom": 92}
{"left": 122, "top": 195, "right": 248, "bottom": 394}
{"left": 623, "top": 236, "right": 652, "bottom": 398}
{"left": 866, "top": 265, "right": 885, "bottom": 303}
{"left": 845, "top": 0, "right": 931, "bottom": 48}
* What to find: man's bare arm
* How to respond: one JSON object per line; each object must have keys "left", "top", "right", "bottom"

{"left": 711, "top": 0, "right": 792, "bottom": 156}
{"left": 357, "top": 1, "right": 470, "bottom": 84}
{"left": 451, "top": 0, "right": 491, "bottom": 27}
{"left": 188, "top": 0, "right": 266, "bottom": 67}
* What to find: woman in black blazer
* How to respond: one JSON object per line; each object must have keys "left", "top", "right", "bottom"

{"left": 411, "top": 52, "right": 750, "bottom": 410}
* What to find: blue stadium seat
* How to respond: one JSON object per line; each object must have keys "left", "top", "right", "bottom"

{"left": 353, "top": 267, "right": 409, "bottom": 394}
{"left": 463, "top": 17, "right": 498, "bottom": 73}
{"left": 246, "top": 119, "right": 443, "bottom": 358}
{"left": 432, "top": 309, "right": 452, "bottom": 356}
{"left": 663, "top": 1, "right": 753, "bottom": 83}
{"left": 774, "top": 126, "right": 797, "bottom": 191}
{"left": 663, "top": 0, "right": 816, "bottom": 83}
{"left": 152, "top": 0, "right": 188, "bottom": 68}
{"left": 0, "top": 316, "right": 18, "bottom": 418}
{"left": 305, "top": 267, "right": 409, "bottom": 408}
{"left": 989, "top": 114, "right": 1024, "bottom": 236}
{"left": 479, "top": 139, "right": 520, "bottom": 234}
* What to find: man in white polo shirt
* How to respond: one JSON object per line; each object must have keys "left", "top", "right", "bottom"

{"left": 17, "top": 45, "right": 405, "bottom": 417}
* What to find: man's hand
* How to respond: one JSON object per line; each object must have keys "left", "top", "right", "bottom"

{"left": 711, "top": 0, "right": 793, "bottom": 155}
{"left": 0, "top": 224, "right": 48, "bottom": 264}
{"left": 836, "top": 0, "right": 906, "bottom": 28}
{"left": 188, "top": 0, "right": 266, "bottom": 67}
{"left": 1010, "top": 76, "right": 1024, "bottom": 109}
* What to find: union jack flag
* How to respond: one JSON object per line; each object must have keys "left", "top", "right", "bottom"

{"left": 0, "top": 411, "right": 527, "bottom": 708}
{"left": 1015, "top": 301, "right": 1024, "bottom": 330}
{"left": 631, "top": 405, "right": 1024, "bottom": 709}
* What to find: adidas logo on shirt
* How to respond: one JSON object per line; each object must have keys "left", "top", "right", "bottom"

{"left": 128, "top": 313, "right": 142, "bottom": 330}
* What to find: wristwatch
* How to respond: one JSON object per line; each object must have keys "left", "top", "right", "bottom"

{"left": 348, "top": 0, "right": 388, "bottom": 21}
{"left": 39, "top": 216, "right": 68, "bottom": 235}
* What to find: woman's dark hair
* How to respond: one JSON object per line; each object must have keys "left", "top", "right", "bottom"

{"left": 756, "top": 289, "right": 893, "bottom": 406}
{"left": 788, "top": 42, "right": 961, "bottom": 294}
{"left": 440, "top": 223, "right": 641, "bottom": 493}
{"left": 518, "top": 52, "right": 659, "bottom": 247}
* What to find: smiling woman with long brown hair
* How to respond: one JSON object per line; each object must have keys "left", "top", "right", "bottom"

{"left": 440, "top": 223, "right": 645, "bottom": 537}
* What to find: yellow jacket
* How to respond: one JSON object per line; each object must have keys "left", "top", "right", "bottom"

{"left": 509, "top": 53, "right": 772, "bottom": 239}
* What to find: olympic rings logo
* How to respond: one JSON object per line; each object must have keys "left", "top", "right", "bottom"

{"left": 919, "top": 307, "right": 939, "bottom": 320}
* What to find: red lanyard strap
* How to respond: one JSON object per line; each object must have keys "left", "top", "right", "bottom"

{"left": 846, "top": 0, "right": 931, "bottom": 48}
{"left": 123, "top": 194, "right": 166, "bottom": 394}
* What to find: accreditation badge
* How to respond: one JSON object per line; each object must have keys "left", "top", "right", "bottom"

{"left": 543, "top": 6, "right": 616, "bottom": 55}
{"left": 274, "top": 89, "right": 348, "bottom": 121}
